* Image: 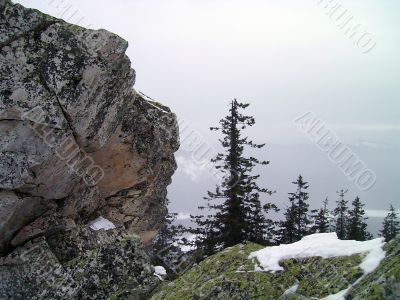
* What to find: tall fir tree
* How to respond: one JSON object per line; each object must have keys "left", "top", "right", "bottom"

{"left": 380, "top": 204, "right": 400, "bottom": 242}
{"left": 278, "top": 202, "right": 297, "bottom": 244}
{"left": 310, "top": 198, "right": 331, "bottom": 233}
{"left": 347, "top": 196, "right": 372, "bottom": 241}
{"left": 191, "top": 99, "right": 275, "bottom": 254}
{"left": 279, "top": 175, "right": 310, "bottom": 243}
{"left": 334, "top": 189, "right": 349, "bottom": 240}
{"left": 292, "top": 175, "right": 311, "bottom": 240}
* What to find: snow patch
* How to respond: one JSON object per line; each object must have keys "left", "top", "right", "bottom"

{"left": 321, "top": 288, "right": 350, "bottom": 300}
{"left": 154, "top": 266, "right": 167, "bottom": 281}
{"left": 89, "top": 216, "right": 116, "bottom": 231}
{"left": 249, "top": 233, "right": 385, "bottom": 274}
{"left": 282, "top": 283, "right": 299, "bottom": 296}
{"left": 250, "top": 233, "right": 386, "bottom": 300}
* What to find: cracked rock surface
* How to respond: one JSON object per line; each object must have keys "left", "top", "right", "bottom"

{"left": 0, "top": 1, "right": 179, "bottom": 298}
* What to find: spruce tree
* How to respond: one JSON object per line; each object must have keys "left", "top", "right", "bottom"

{"left": 278, "top": 202, "right": 297, "bottom": 244}
{"left": 191, "top": 99, "right": 275, "bottom": 254}
{"left": 292, "top": 175, "right": 311, "bottom": 241}
{"left": 334, "top": 189, "right": 349, "bottom": 240}
{"left": 311, "top": 198, "right": 330, "bottom": 233}
{"left": 380, "top": 205, "right": 400, "bottom": 242}
{"left": 279, "top": 175, "right": 310, "bottom": 243}
{"left": 347, "top": 196, "right": 372, "bottom": 241}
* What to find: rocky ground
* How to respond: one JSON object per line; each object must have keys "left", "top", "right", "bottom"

{"left": 153, "top": 236, "right": 400, "bottom": 299}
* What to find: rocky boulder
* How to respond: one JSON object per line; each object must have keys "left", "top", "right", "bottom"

{"left": 0, "top": 229, "right": 161, "bottom": 299}
{"left": 152, "top": 237, "right": 400, "bottom": 299}
{"left": 0, "top": 0, "right": 179, "bottom": 298}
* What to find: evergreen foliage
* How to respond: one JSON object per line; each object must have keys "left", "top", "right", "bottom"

{"left": 279, "top": 175, "right": 311, "bottom": 243}
{"left": 334, "top": 189, "right": 349, "bottom": 240}
{"left": 380, "top": 204, "right": 400, "bottom": 242}
{"left": 311, "top": 198, "right": 331, "bottom": 234}
{"left": 191, "top": 99, "right": 276, "bottom": 255}
{"left": 347, "top": 196, "right": 372, "bottom": 241}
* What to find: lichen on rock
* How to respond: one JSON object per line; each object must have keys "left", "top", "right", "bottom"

{"left": 346, "top": 236, "right": 400, "bottom": 300}
{"left": 152, "top": 237, "right": 399, "bottom": 300}
{"left": 0, "top": 227, "right": 161, "bottom": 299}
{"left": 152, "top": 242, "right": 362, "bottom": 299}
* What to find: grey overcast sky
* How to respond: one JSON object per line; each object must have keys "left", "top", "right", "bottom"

{"left": 15, "top": 0, "right": 400, "bottom": 223}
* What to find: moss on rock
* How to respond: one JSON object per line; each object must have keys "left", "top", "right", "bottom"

{"left": 346, "top": 236, "right": 400, "bottom": 300}
{"left": 152, "top": 242, "right": 365, "bottom": 300}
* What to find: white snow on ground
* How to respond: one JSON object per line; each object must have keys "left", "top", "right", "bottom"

{"left": 322, "top": 288, "right": 349, "bottom": 300}
{"left": 282, "top": 283, "right": 299, "bottom": 296}
{"left": 249, "top": 233, "right": 385, "bottom": 273}
{"left": 154, "top": 266, "right": 167, "bottom": 281}
{"left": 89, "top": 216, "right": 116, "bottom": 231}
{"left": 249, "top": 233, "right": 386, "bottom": 300}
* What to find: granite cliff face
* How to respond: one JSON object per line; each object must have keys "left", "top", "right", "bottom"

{"left": 0, "top": 0, "right": 179, "bottom": 298}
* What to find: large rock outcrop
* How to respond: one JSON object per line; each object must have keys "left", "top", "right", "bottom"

{"left": 0, "top": 229, "right": 161, "bottom": 299}
{"left": 0, "top": 0, "right": 179, "bottom": 298}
